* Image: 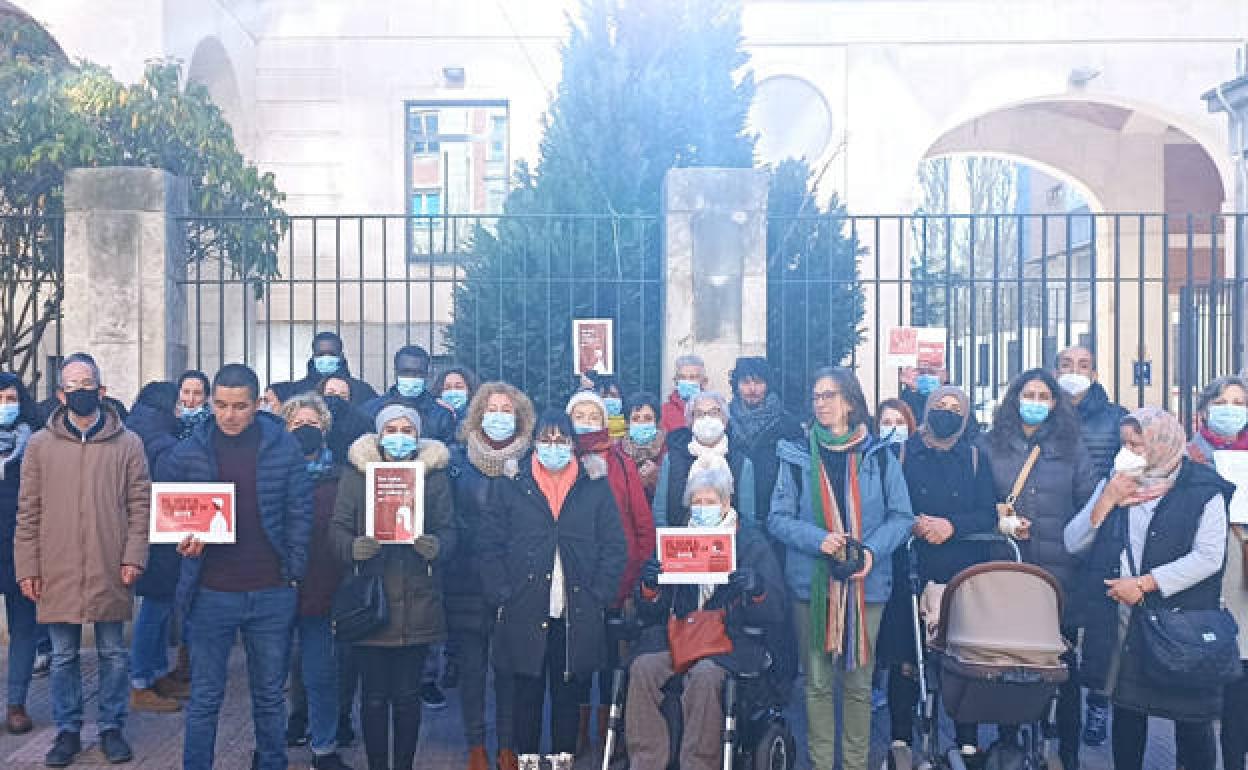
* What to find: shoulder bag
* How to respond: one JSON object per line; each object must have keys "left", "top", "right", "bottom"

{"left": 996, "top": 446, "right": 1040, "bottom": 538}
{"left": 331, "top": 564, "right": 389, "bottom": 643}
{"left": 668, "top": 607, "right": 733, "bottom": 674}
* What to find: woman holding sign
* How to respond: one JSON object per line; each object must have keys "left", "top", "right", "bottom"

{"left": 478, "top": 409, "right": 626, "bottom": 759}
{"left": 627, "top": 463, "right": 784, "bottom": 770}
{"left": 1184, "top": 376, "right": 1248, "bottom": 770}
{"left": 330, "top": 403, "right": 456, "bottom": 770}
{"left": 768, "top": 367, "right": 914, "bottom": 770}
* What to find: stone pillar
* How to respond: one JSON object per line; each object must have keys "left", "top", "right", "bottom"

{"left": 663, "top": 168, "right": 769, "bottom": 396}
{"left": 63, "top": 168, "right": 189, "bottom": 406}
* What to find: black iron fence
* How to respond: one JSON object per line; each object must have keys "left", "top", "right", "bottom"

{"left": 0, "top": 215, "right": 63, "bottom": 397}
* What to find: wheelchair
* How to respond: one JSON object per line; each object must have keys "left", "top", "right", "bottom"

{"left": 601, "top": 618, "right": 798, "bottom": 770}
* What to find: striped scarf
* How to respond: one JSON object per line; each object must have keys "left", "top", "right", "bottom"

{"left": 808, "top": 423, "right": 871, "bottom": 669}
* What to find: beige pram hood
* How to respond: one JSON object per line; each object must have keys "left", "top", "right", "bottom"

{"left": 931, "top": 562, "right": 1068, "bottom": 669}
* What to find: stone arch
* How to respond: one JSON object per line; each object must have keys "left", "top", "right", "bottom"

{"left": 187, "top": 35, "right": 245, "bottom": 147}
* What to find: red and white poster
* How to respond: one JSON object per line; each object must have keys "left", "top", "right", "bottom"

{"left": 149, "top": 483, "right": 236, "bottom": 544}
{"left": 656, "top": 527, "right": 736, "bottom": 585}
{"left": 886, "top": 326, "right": 947, "bottom": 370}
{"left": 366, "top": 462, "right": 424, "bottom": 544}
{"left": 573, "top": 318, "right": 614, "bottom": 376}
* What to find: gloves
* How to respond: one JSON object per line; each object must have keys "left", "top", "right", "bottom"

{"left": 728, "top": 567, "right": 764, "bottom": 599}
{"left": 352, "top": 536, "right": 381, "bottom": 562}
{"left": 412, "top": 534, "right": 440, "bottom": 561}
{"left": 640, "top": 557, "right": 662, "bottom": 590}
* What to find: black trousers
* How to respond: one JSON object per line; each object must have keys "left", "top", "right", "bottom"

{"left": 1221, "top": 663, "right": 1248, "bottom": 770}
{"left": 1112, "top": 705, "right": 1215, "bottom": 770}
{"left": 512, "top": 619, "right": 585, "bottom": 755}
{"left": 356, "top": 644, "right": 428, "bottom": 770}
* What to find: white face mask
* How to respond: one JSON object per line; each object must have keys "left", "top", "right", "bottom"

{"left": 1113, "top": 447, "right": 1148, "bottom": 476}
{"left": 691, "top": 416, "right": 726, "bottom": 445}
{"left": 1057, "top": 372, "right": 1092, "bottom": 397}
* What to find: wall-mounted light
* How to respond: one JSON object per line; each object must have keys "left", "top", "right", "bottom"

{"left": 442, "top": 67, "right": 466, "bottom": 88}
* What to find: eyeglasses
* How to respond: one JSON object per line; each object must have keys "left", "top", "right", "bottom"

{"left": 691, "top": 408, "right": 723, "bottom": 419}
{"left": 61, "top": 380, "right": 98, "bottom": 392}
{"left": 812, "top": 390, "right": 843, "bottom": 403}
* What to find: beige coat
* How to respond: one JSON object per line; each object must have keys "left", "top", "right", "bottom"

{"left": 14, "top": 406, "right": 151, "bottom": 624}
{"left": 1225, "top": 525, "right": 1248, "bottom": 659}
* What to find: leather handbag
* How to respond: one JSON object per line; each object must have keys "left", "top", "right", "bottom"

{"left": 1125, "top": 540, "right": 1241, "bottom": 690}
{"left": 331, "top": 567, "right": 389, "bottom": 643}
{"left": 668, "top": 608, "right": 733, "bottom": 674}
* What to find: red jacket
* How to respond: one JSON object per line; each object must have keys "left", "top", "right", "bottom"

{"left": 578, "top": 431, "right": 656, "bottom": 606}
{"left": 660, "top": 390, "right": 688, "bottom": 435}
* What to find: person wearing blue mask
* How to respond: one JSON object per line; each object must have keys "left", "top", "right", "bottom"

{"left": 330, "top": 403, "right": 455, "bottom": 770}
{"left": 899, "top": 366, "right": 944, "bottom": 423}
{"left": 479, "top": 409, "right": 626, "bottom": 760}
{"left": 585, "top": 372, "right": 627, "bottom": 441}
{"left": 293, "top": 332, "right": 379, "bottom": 408}
{"left": 432, "top": 366, "right": 478, "bottom": 427}
{"left": 176, "top": 371, "right": 212, "bottom": 440}
{"left": 661, "top": 355, "right": 709, "bottom": 435}
{"left": 618, "top": 393, "right": 665, "bottom": 502}
{"left": 977, "top": 368, "right": 1097, "bottom": 770}
{"left": 363, "top": 346, "right": 456, "bottom": 449}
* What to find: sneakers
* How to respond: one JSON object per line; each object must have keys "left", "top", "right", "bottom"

{"left": 44, "top": 731, "right": 81, "bottom": 767}
{"left": 420, "top": 682, "right": 447, "bottom": 710}
{"left": 313, "top": 753, "right": 353, "bottom": 770}
{"left": 153, "top": 674, "right": 191, "bottom": 700}
{"left": 6, "top": 704, "right": 33, "bottom": 734}
{"left": 130, "top": 687, "right": 181, "bottom": 713}
{"left": 1083, "top": 701, "right": 1109, "bottom": 747}
{"left": 286, "top": 718, "right": 309, "bottom": 747}
{"left": 99, "top": 729, "right": 133, "bottom": 764}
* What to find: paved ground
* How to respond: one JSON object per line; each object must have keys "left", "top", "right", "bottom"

{"left": 0, "top": 645, "right": 1182, "bottom": 769}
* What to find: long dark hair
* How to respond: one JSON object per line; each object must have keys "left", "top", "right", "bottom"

{"left": 811, "top": 366, "right": 873, "bottom": 432}
{"left": 989, "top": 367, "right": 1080, "bottom": 455}
{"left": 0, "top": 373, "right": 39, "bottom": 428}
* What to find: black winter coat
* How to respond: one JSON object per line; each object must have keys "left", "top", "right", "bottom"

{"left": 479, "top": 452, "right": 628, "bottom": 678}
{"left": 1078, "top": 460, "right": 1234, "bottom": 720}
{"left": 728, "top": 407, "right": 804, "bottom": 527}
{"left": 444, "top": 444, "right": 497, "bottom": 633}
{"left": 633, "top": 525, "right": 786, "bottom": 677}
{"left": 325, "top": 399, "right": 374, "bottom": 465}
{"left": 156, "top": 412, "right": 314, "bottom": 611}
{"left": 126, "top": 403, "right": 183, "bottom": 600}
{"left": 291, "top": 357, "right": 379, "bottom": 407}
{"left": 877, "top": 434, "right": 997, "bottom": 666}
{"left": 662, "top": 427, "right": 750, "bottom": 527}
{"left": 0, "top": 426, "right": 32, "bottom": 595}
{"left": 1074, "top": 383, "right": 1127, "bottom": 481}
{"left": 362, "top": 387, "right": 458, "bottom": 445}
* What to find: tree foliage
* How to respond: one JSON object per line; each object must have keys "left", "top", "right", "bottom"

{"left": 0, "top": 14, "right": 285, "bottom": 385}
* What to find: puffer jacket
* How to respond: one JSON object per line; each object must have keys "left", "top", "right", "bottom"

{"left": 330, "top": 435, "right": 456, "bottom": 647}
{"left": 126, "top": 402, "right": 182, "bottom": 601}
{"left": 768, "top": 433, "right": 914, "bottom": 604}
{"left": 156, "top": 411, "right": 313, "bottom": 611}
{"left": 1074, "top": 383, "right": 1127, "bottom": 481}
{"left": 362, "top": 387, "right": 458, "bottom": 445}
{"left": 976, "top": 423, "right": 1098, "bottom": 599}
{"left": 479, "top": 452, "right": 628, "bottom": 678}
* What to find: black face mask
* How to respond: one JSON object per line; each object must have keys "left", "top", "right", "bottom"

{"left": 292, "top": 424, "right": 325, "bottom": 456}
{"left": 323, "top": 395, "right": 347, "bottom": 413}
{"left": 65, "top": 388, "right": 101, "bottom": 418}
{"left": 926, "top": 408, "right": 963, "bottom": 439}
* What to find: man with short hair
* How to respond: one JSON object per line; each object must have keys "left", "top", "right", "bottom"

{"left": 660, "top": 355, "right": 709, "bottom": 434}
{"left": 158, "top": 364, "right": 316, "bottom": 770}
{"left": 15, "top": 354, "right": 151, "bottom": 766}
{"left": 1054, "top": 344, "right": 1126, "bottom": 750}
{"left": 293, "top": 332, "right": 379, "bottom": 407}
{"left": 362, "top": 345, "right": 457, "bottom": 444}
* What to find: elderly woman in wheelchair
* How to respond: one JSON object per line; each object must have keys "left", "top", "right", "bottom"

{"left": 625, "top": 463, "right": 787, "bottom": 770}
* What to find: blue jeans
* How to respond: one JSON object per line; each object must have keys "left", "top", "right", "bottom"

{"left": 288, "top": 615, "right": 339, "bottom": 755}
{"left": 47, "top": 622, "right": 128, "bottom": 734}
{"left": 3, "top": 591, "right": 37, "bottom": 706}
{"left": 130, "top": 597, "right": 172, "bottom": 689}
{"left": 184, "top": 587, "right": 296, "bottom": 770}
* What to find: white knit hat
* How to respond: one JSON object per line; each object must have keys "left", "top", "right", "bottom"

{"left": 565, "top": 390, "right": 607, "bottom": 422}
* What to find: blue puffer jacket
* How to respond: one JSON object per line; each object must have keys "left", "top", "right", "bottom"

{"left": 126, "top": 403, "right": 183, "bottom": 601}
{"left": 768, "top": 433, "right": 914, "bottom": 604}
{"left": 1074, "top": 383, "right": 1127, "bottom": 481}
{"left": 155, "top": 411, "right": 313, "bottom": 610}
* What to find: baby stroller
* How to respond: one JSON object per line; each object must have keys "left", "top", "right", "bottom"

{"left": 600, "top": 615, "right": 797, "bottom": 770}
{"left": 888, "top": 534, "right": 1069, "bottom": 770}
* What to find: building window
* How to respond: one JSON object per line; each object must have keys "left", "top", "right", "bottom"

{"left": 489, "top": 115, "right": 507, "bottom": 163}
{"left": 408, "top": 111, "right": 439, "bottom": 155}
{"left": 410, "top": 190, "right": 442, "bottom": 217}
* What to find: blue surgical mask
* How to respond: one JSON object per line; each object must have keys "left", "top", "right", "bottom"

{"left": 1208, "top": 404, "right": 1248, "bottom": 438}
{"left": 380, "top": 433, "right": 419, "bottom": 460}
{"left": 441, "top": 389, "right": 469, "bottom": 413}
{"left": 313, "top": 355, "right": 341, "bottom": 375}
{"left": 179, "top": 404, "right": 206, "bottom": 420}
{"left": 689, "top": 504, "right": 723, "bottom": 527}
{"left": 0, "top": 403, "right": 19, "bottom": 427}
{"left": 916, "top": 374, "right": 941, "bottom": 395}
{"left": 482, "top": 412, "right": 517, "bottom": 442}
{"left": 1019, "top": 399, "right": 1051, "bottom": 426}
{"left": 676, "top": 380, "right": 701, "bottom": 401}
{"left": 536, "top": 442, "right": 573, "bottom": 471}
{"left": 629, "top": 422, "right": 658, "bottom": 445}
{"left": 883, "top": 425, "right": 908, "bottom": 445}
{"left": 396, "top": 377, "right": 425, "bottom": 399}
{"left": 603, "top": 397, "right": 623, "bottom": 417}
{"left": 572, "top": 422, "right": 598, "bottom": 435}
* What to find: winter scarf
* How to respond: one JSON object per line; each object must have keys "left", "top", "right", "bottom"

{"left": 698, "top": 507, "right": 740, "bottom": 609}
{"left": 808, "top": 422, "right": 871, "bottom": 668}
{"left": 574, "top": 428, "right": 613, "bottom": 456}
{"left": 306, "top": 447, "right": 335, "bottom": 481}
{"left": 0, "top": 422, "right": 31, "bottom": 480}
{"left": 466, "top": 427, "right": 531, "bottom": 479}
{"left": 177, "top": 409, "right": 213, "bottom": 441}
{"left": 729, "top": 393, "right": 785, "bottom": 447}
{"left": 1199, "top": 424, "right": 1248, "bottom": 452}
{"left": 688, "top": 434, "right": 731, "bottom": 479}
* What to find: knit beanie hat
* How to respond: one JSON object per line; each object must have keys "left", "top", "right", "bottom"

{"left": 375, "top": 403, "right": 422, "bottom": 436}
{"left": 565, "top": 390, "right": 607, "bottom": 422}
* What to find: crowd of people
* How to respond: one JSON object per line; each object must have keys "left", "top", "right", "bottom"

{"left": 1, "top": 332, "right": 1245, "bottom": 770}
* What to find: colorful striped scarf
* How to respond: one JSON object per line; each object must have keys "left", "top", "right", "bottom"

{"left": 808, "top": 423, "right": 871, "bottom": 669}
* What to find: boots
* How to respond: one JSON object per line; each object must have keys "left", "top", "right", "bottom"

{"left": 130, "top": 687, "right": 181, "bottom": 713}
{"left": 154, "top": 674, "right": 191, "bottom": 699}
{"left": 467, "top": 746, "right": 490, "bottom": 770}
{"left": 575, "top": 704, "right": 593, "bottom": 757}
{"left": 5, "top": 705, "right": 32, "bottom": 734}
{"left": 497, "top": 749, "right": 519, "bottom": 770}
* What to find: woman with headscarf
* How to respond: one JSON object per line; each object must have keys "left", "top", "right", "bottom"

{"left": 653, "top": 391, "right": 756, "bottom": 528}
{"left": 876, "top": 386, "right": 996, "bottom": 762}
{"left": 1065, "top": 408, "right": 1231, "bottom": 770}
